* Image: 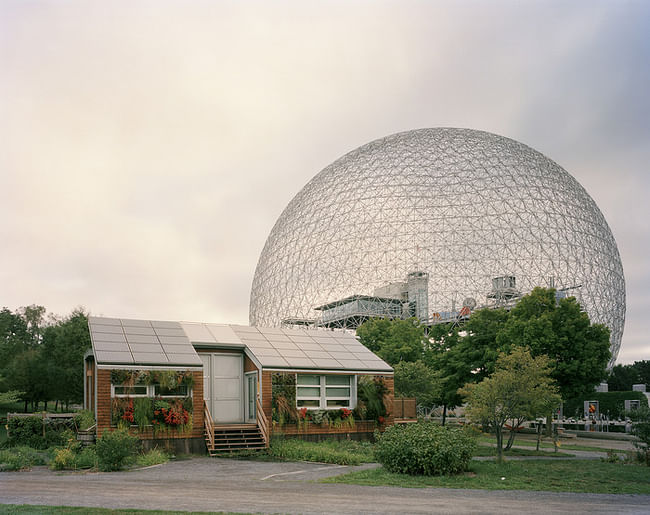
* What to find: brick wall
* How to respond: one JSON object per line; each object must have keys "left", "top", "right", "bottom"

{"left": 96, "top": 369, "right": 111, "bottom": 437}
{"left": 96, "top": 369, "right": 204, "bottom": 440}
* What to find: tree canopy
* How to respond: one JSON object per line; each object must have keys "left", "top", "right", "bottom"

{"left": 356, "top": 317, "right": 428, "bottom": 365}
{"left": 432, "top": 288, "right": 611, "bottom": 409}
{"left": 459, "top": 347, "right": 561, "bottom": 463}
{"left": 0, "top": 305, "right": 91, "bottom": 411}
{"left": 608, "top": 361, "right": 650, "bottom": 391}
{"left": 357, "top": 317, "right": 440, "bottom": 408}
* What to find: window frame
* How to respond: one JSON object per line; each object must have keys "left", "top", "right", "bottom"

{"left": 295, "top": 374, "right": 356, "bottom": 410}
{"left": 111, "top": 384, "right": 150, "bottom": 398}
{"left": 111, "top": 383, "right": 191, "bottom": 399}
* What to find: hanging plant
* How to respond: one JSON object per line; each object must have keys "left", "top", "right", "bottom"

{"left": 271, "top": 373, "right": 297, "bottom": 426}
{"left": 110, "top": 370, "right": 132, "bottom": 386}
{"left": 180, "top": 372, "right": 195, "bottom": 388}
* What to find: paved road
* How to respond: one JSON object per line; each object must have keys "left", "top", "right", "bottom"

{"left": 2, "top": 457, "right": 650, "bottom": 514}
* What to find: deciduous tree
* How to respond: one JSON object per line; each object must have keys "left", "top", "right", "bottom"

{"left": 459, "top": 347, "right": 560, "bottom": 463}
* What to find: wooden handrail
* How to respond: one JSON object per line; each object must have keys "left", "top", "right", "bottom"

{"left": 256, "top": 395, "right": 269, "bottom": 448}
{"left": 203, "top": 400, "right": 214, "bottom": 449}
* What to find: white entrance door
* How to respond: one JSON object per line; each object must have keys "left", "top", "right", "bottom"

{"left": 201, "top": 353, "right": 243, "bottom": 423}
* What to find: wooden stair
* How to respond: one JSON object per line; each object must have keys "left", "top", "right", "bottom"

{"left": 205, "top": 423, "right": 267, "bottom": 455}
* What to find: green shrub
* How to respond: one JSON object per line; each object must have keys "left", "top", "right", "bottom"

{"left": 74, "top": 410, "right": 95, "bottom": 431}
{"left": 375, "top": 422, "right": 477, "bottom": 476}
{"left": 95, "top": 428, "right": 138, "bottom": 471}
{"left": 564, "top": 392, "right": 649, "bottom": 419}
{"left": 357, "top": 376, "right": 388, "bottom": 421}
{"left": 135, "top": 448, "right": 169, "bottom": 467}
{"left": 7, "top": 416, "right": 73, "bottom": 449}
{"left": 0, "top": 446, "right": 47, "bottom": 471}
{"left": 51, "top": 447, "right": 76, "bottom": 470}
{"left": 269, "top": 436, "right": 367, "bottom": 465}
{"left": 74, "top": 446, "right": 98, "bottom": 469}
{"left": 628, "top": 406, "right": 650, "bottom": 466}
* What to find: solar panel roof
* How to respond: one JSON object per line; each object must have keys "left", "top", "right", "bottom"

{"left": 88, "top": 317, "right": 202, "bottom": 367}
{"left": 179, "top": 322, "right": 392, "bottom": 373}
{"left": 89, "top": 317, "right": 392, "bottom": 373}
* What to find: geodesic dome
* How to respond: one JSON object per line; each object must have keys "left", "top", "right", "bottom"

{"left": 249, "top": 128, "right": 625, "bottom": 363}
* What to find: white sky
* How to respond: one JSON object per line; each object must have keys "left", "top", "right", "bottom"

{"left": 1, "top": 1, "right": 648, "bottom": 364}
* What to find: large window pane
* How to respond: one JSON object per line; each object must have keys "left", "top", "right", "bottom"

{"left": 297, "top": 386, "right": 320, "bottom": 397}
{"left": 326, "top": 387, "right": 350, "bottom": 397}
{"left": 114, "top": 385, "right": 147, "bottom": 396}
{"left": 327, "top": 399, "right": 350, "bottom": 408}
{"left": 326, "top": 375, "right": 350, "bottom": 385}
{"left": 297, "top": 399, "right": 320, "bottom": 407}
{"left": 154, "top": 384, "right": 188, "bottom": 397}
{"left": 297, "top": 375, "right": 320, "bottom": 385}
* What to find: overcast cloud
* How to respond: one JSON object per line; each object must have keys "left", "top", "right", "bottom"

{"left": 1, "top": 0, "right": 648, "bottom": 364}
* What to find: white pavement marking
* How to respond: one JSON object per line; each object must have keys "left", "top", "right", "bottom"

{"left": 260, "top": 465, "right": 346, "bottom": 481}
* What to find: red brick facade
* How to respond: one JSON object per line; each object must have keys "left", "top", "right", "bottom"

{"left": 95, "top": 362, "right": 393, "bottom": 442}
{"left": 95, "top": 369, "right": 204, "bottom": 440}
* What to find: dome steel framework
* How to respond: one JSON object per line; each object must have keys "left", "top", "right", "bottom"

{"left": 249, "top": 128, "right": 625, "bottom": 364}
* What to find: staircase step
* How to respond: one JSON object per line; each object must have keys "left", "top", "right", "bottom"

{"left": 204, "top": 421, "right": 267, "bottom": 456}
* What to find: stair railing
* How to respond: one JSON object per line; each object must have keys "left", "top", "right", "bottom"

{"left": 256, "top": 394, "right": 269, "bottom": 448}
{"left": 203, "top": 400, "right": 214, "bottom": 449}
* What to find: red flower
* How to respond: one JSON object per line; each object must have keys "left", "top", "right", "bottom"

{"left": 378, "top": 416, "right": 385, "bottom": 424}
{"left": 299, "top": 407, "right": 308, "bottom": 419}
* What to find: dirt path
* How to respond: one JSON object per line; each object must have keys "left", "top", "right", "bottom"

{"left": 2, "top": 457, "right": 649, "bottom": 514}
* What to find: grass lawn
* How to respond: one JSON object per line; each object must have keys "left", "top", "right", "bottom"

{"left": 231, "top": 437, "right": 572, "bottom": 464}
{"left": 476, "top": 435, "right": 621, "bottom": 453}
{"left": 0, "top": 506, "right": 247, "bottom": 515}
{"left": 473, "top": 446, "right": 574, "bottom": 458}
{"left": 323, "top": 459, "right": 650, "bottom": 494}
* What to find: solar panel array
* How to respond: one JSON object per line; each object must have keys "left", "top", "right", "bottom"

{"left": 88, "top": 317, "right": 202, "bottom": 367}
{"left": 89, "top": 317, "right": 392, "bottom": 372}
{"left": 180, "top": 322, "right": 392, "bottom": 372}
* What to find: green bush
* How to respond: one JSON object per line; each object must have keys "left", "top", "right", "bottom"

{"left": 0, "top": 446, "right": 47, "bottom": 471}
{"left": 74, "top": 409, "right": 95, "bottom": 431}
{"left": 268, "top": 436, "right": 372, "bottom": 465}
{"left": 74, "top": 446, "right": 98, "bottom": 469}
{"left": 51, "top": 447, "right": 76, "bottom": 470}
{"left": 7, "top": 416, "right": 73, "bottom": 449}
{"left": 95, "top": 428, "right": 138, "bottom": 471}
{"left": 564, "top": 392, "right": 649, "bottom": 419}
{"left": 375, "top": 422, "right": 476, "bottom": 476}
{"left": 628, "top": 406, "right": 650, "bottom": 466}
{"left": 135, "top": 448, "right": 169, "bottom": 467}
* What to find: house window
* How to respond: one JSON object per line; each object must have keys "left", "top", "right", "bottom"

{"left": 112, "top": 385, "right": 149, "bottom": 397}
{"left": 111, "top": 384, "right": 190, "bottom": 398}
{"left": 296, "top": 374, "right": 353, "bottom": 409}
{"left": 154, "top": 384, "right": 189, "bottom": 397}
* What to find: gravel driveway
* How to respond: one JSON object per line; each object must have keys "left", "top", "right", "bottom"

{"left": 1, "top": 457, "right": 649, "bottom": 514}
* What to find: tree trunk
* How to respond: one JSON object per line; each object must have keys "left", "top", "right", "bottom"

{"left": 44, "top": 400, "right": 48, "bottom": 411}
{"left": 55, "top": 399, "right": 59, "bottom": 411}
{"left": 495, "top": 426, "right": 504, "bottom": 464}
{"left": 442, "top": 404, "right": 447, "bottom": 426}
{"left": 504, "top": 428, "right": 516, "bottom": 451}
{"left": 545, "top": 409, "right": 553, "bottom": 437}
{"left": 536, "top": 421, "right": 542, "bottom": 451}
{"left": 24, "top": 400, "right": 28, "bottom": 412}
